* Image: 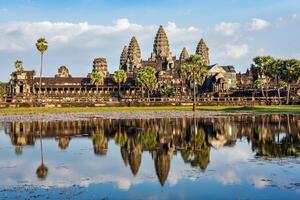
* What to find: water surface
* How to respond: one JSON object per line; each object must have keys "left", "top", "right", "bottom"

{"left": 0, "top": 114, "right": 299, "bottom": 199}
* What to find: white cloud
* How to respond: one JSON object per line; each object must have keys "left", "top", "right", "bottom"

{"left": 214, "top": 22, "right": 240, "bottom": 36}
{"left": 224, "top": 44, "right": 249, "bottom": 58}
{"left": 249, "top": 18, "right": 270, "bottom": 31}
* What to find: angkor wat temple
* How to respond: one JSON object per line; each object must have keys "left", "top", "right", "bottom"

{"left": 1, "top": 25, "right": 299, "bottom": 106}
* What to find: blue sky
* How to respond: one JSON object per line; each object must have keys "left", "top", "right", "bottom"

{"left": 0, "top": 0, "right": 299, "bottom": 80}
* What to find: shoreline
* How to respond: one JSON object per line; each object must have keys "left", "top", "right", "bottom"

{"left": 0, "top": 108, "right": 299, "bottom": 122}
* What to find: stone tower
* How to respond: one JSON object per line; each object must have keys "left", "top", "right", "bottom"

{"left": 150, "top": 25, "right": 171, "bottom": 61}
{"left": 179, "top": 47, "right": 189, "bottom": 61}
{"left": 56, "top": 66, "right": 72, "bottom": 78}
{"left": 126, "top": 36, "right": 142, "bottom": 72}
{"left": 196, "top": 39, "right": 210, "bottom": 65}
{"left": 120, "top": 45, "right": 128, "bottom": 71}
{"left": 92, "top": 58, "right": 108, "bottom": 76}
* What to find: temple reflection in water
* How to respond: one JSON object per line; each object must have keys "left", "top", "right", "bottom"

{"left": 4, "top": 115, "right": 300, "bottom": 185}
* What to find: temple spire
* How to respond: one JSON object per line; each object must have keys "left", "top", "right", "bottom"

{"left": 127, "top": 36, "right": 142, "bottom": 72}
{"left": 196, "top": 39, "right": 210, "bottom": 65}
{"left": 179, "top": 47, "right": 189, "bottom": 61}
{"left": 120, "top": 45, "right": 128, "bottom": 70}
{"left": 150, "top": 25, "right": 171, "bottom": 61}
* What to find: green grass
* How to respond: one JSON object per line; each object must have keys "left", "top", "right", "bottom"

{"left": 0, "top": 105, "right": 299, "bottom": 114}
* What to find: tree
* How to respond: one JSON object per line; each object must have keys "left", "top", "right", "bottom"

{"left": 14, "top": 60, "right": 24, "bottom": 72}
{"left": 252, "top": 56, "right": 275, "bottom": 98}
{"left": 91, "top": 71, "right": 105, "bottom": 93}
{"left": 162, "top": 86, "right": 175, "bottom": 97}
{"left": 280, "top": 59, "right": 300, "bottom": 104}
{"left": 182, "top": 55, "right": 208, "bottom": 111}
{"left": 136, "top": 66, "right": 157, "bottom": 101}
{"left": 36, "top": 38, "right": 48, "bottom": 96}
{"left": 136, "top": 70, "right": 146, "bottom": 99}
{"left": 113, "top": 69, "right": 127, "bottom": 97}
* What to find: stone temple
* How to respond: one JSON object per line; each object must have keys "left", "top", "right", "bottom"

{"left": 3, "top": 25, "right": 278, "bottom": 105}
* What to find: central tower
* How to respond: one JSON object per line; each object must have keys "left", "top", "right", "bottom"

{"left": 150, "top": 25, "right": 172, "bottom": 62}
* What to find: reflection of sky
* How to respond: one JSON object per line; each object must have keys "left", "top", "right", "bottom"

{"left": 0, "top": 129, "right": 300, "bottom": 199}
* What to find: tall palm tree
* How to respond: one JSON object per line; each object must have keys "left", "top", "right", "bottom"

{"left": 182, "top": 55, "right": 208, "bottom": 111}
{"left": 91, "top": 71, "right": 105, "bottom": 93}
{"left": 113, "top": 69, "right": 127, "bottom": 97}
{"left": 14, "top": 60, "right": 24, "bottom": 72}
{"left": 281, "top": 59, "right": 300, "bottom": 104}
{"left": 252, "top": 56, "right": 274, "bottom": 98}
{"left": 36, "top": 38, "right": 48, "bottom": 97}
{"left": 136, "top": 70, "right": 146, "bottom": 100}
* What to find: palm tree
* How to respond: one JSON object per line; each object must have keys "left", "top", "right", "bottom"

{"left": 36, "top": 38, "right": 48, "bottom": 97}
{"left": 91, "top": 71, "right": 105, "bottom": 93}
{"left": 36, "top": 122, "right": 48, "bottom": 180}
{"left": 14, "top": 60, "right": 24, "bottom": 72}
{"left": 252, "top": 56, "right": 275, "bottom": 98}
{"left": 136, "top": 70, "right": 146, "bottom": 100}
{"left": 182, "top": 55, "right": 208, "bottom": 111}
{"left": 113, "top": 69, "right": 127, "bottom": 97}
{"left": 281, "top": 59, "right": 300, "bottom": 104}
{"left": 137, "top": 67, "right": 157, "bottom": 101}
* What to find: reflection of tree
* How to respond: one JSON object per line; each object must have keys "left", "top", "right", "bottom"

{"left": 36, "top": 122, "right": 48, "bottom": 180}
{"left": 58, "top": 137, "right": 70, "bottom": 150}
{"left": 114, "top": 129, "right": 128, "bottom": 147}
{"left": 180, "top": 127, "right": 210, "bottom": 171}
{"left": 137, "top": 130, "right": 157, "bottom": 150}
{"left": 91, "top": 129, "right": 107, "bottom": 156}
{"left": 253, "top": 134, "right": 300, "bottom": 158}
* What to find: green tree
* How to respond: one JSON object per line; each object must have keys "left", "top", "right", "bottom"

{"left": 36, "top": 38, "right": 48, "bottom": 96}
{"left": 113, "top": 69, "right": 127, "bottom": 97}
{"left": 182, "top": 55, "right": 208, "bottom": 111}
{"left": 91, "top": 71, "right": 105, "bottom": 93}
{"left": 14, "top": 60, "right": 24, "bottom": 72}
{"left": 280, "top": 59, "right": 300, "bottom": 104}
{"left": 252, "top": 56, "right": 275, "bottom": 98}
{"left": 136, "top": 66, "right": 157, "bottom": 101}
{"left": 162, "top": 86, "right": 175, "bottom": 97}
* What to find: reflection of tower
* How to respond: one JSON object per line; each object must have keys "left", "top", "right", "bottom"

{"left": 121, "top": 137, "right": 142, "bottom": 176}
{"left": 152, "top": 145, "right": 175, "bottom": 186}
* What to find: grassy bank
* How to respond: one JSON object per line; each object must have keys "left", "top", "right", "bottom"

{"left": 0, "top": 105, "right": 299, "bottom": 114}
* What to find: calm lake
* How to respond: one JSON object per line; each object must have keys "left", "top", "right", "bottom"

{"left": 0, "top": 114, "right": 299, "bottom": 200}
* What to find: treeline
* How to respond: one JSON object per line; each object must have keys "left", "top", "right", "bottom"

{"left": 251, "top": 56, "right": 300, "bottom": 104}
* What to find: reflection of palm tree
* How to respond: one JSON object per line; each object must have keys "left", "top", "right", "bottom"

{"left": 36, "top": 122, "right": 48, "bottom": 180}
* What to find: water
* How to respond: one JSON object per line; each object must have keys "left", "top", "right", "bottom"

{"left": 0, "top": 114, "right": 299, "bottom": 200}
